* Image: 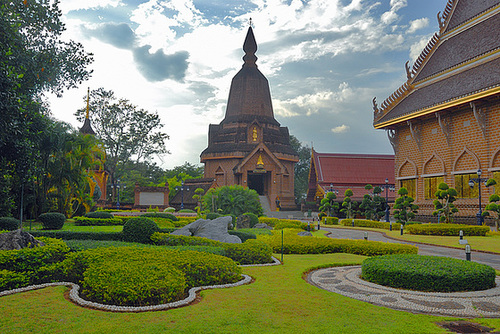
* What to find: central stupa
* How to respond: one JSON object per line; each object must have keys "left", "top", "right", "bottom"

{"left": 200, "top": 26, "right": 298, "bottom": 211}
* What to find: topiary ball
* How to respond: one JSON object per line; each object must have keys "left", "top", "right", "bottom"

{"left": 85, "top": 211, "right": 114, "bottom": 219}
{"left": 0, "top": 217, "right": 21, "bottom": 231}
{"left": 38, "top": 212, "right": 66, "bottom": 230}
{"left": 122, "top": 217, "right": 160, "bottom": 243}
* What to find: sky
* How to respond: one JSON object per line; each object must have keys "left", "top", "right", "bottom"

{"left": 47, "top": 0, "right": 449, "bottom": 169}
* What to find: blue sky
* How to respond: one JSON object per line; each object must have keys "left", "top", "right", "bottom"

{"left": 48, "top": 0, "right": 448, "bottom": 168}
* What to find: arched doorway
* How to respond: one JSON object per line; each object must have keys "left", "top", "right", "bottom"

{"left": 248, "top": 172, "right": 267, "bottom": 195}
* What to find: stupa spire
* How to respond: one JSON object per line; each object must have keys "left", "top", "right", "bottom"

{"left": 243, "top": 20, "right": 257, "bottom": 68}
{"left": 79, "top": 87, "right": 96, "bottom": 135}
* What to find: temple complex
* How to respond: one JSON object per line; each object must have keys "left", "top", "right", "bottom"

{"left": 201, "top": 26, "right": 299, "bottom": 211}
{"left": 373, "top": 0, "right": 500, "bottom": 223}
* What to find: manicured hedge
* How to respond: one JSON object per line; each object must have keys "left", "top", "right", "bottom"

{"left": 73, "top": 217, "right": 124, "bottom": 226}
{"left": 0, "top": 237, "right": 70, "bottom": 290}
{"left": 142, "top": 212, "right": 179, "bottom": 221}
{"left": 274, "top": 220, "right": 310, "bottom": 231}
{"left": 340, "top": 219, "right": 402, "bottom": 230}
{"left": 151, "top": 233, "right": 272, "bottom": 265}
{"left": 361, "top": 254, "right": 496, "bottom": 292}
{"left": 39, "top": 212, "right": 66, "bottom": 230}
{"left": 229, "top": 230, "right": 256, "bottom": 242}
{"left": 122, "top": 217, "right": 159, "bottom": 243}
{"left": 322, "top": 217, "right": 339, "bottom": 225}
{"left": 0, "top": 217, "right": 21, "bottom": 231}
{"left": 406, "top": 223, "right": 490, "bottom": 236}
{"left": 84, "top": 211, "right": 114, "bottom": 219}
{"left": 62, "top": 247, "right": 242, "bottom": 306}
{"left": 258, "top": 229, "right": 417, "bottom": 256}
{"left": 30, "top": 230, "right": 124, "bottom": 241}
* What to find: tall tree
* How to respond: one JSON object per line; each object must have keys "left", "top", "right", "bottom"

{"left": 75, "top": 88, "right": 169, "bottom": 201}
{"left": 0, "top": 1, "right": 93, "bottom": 217}
{"left": 289, "top": 135, "right": 311, "bottom": 204}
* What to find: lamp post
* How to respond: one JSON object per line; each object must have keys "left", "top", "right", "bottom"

{"left": 381, "top": 178, "right": 395, "bottom": 230}
{"left": 176, "top": 180, "right": 190, "bottom": 210}
{"left": 468, "top": 169, "right": 488, "bottom": 225}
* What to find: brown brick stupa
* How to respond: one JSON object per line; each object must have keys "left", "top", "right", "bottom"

{"left": 201, "top": 26, "right": 299, "bottom": 211}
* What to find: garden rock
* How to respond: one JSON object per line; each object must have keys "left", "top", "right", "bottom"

{"left": 171, "top": 216, "right": 241, "bottom": 243}
{"left": 0, "top": 229, "right": 45, "bottom": 250}
{"left": 297, "top": 231, "right": 313, "bottom": 237}
{"left": 253, "top": 223, "right": 272, "bottom": 230}
{"left": 236, "top": 215, "right": 252, "bottom": 229}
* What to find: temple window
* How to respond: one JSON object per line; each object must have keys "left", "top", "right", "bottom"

{"left": 455, "top": 173, "right": 479, "bottom": 198}
{"left": 400, "top": 179, "right": 416, "bottom": 199}
{"left": 424, "top": 176, "right": 444, "bottom": 199}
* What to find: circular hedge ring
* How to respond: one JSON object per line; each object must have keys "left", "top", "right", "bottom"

{"left": 361, "top": 254, "right": 496, "bottom": 292}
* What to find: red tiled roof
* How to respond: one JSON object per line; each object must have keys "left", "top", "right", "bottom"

{"left": 313, "top": 150, "right": 395, "bottom": 185}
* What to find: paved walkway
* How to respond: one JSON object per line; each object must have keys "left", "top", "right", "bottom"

{"left": 306, "top": 227, "right": 500, "bottom": 318}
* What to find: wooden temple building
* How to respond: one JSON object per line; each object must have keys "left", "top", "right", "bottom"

{"left": 306, "top": 149, "right": 395, "bottom": 205}
{"left": 373, "top": 0, "right": 500, "bottom": 223}
{"left": 200, "top": 26, "right": 299, "bottom": 211}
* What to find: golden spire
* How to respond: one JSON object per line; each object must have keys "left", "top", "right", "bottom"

{"left": 257, "top": 154, "right": 264, "bottom": 166}
{"left": 85, "top": 87, "right": 90, "bottom": 119}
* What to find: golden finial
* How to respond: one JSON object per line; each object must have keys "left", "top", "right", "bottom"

{"left": 257, "top": 154, "right": 264, "bottom": 166}
{"left": 85, "top": 87, "right": 90, "bottom": 119}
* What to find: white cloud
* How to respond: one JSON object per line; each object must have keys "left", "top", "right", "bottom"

{"left": 331, "top": 124, "right": 350, "bottom": 133}
{"left": 58, "top": 0, "right": 121, "bottom": 14}
{"left": 407, "top": 18, "right": 429, "bottom": 33}
{"left": 381, "top": 0, "right": 407, "bottom": 24}
{"left": 409, "top": 35, "right": 432, "bottom": 62}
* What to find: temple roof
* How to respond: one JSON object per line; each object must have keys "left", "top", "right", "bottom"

{"left": 373, "top": 0, "right": 500, "bottom": 129}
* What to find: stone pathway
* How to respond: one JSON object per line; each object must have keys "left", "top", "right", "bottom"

{"left": 306, "top": 227, "right": 500, "bottom": 318}
{"left": 309, "top": 266, "right": 500, "bottom": 318}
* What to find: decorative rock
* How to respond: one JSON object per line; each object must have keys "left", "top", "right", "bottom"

{"left": 0, "top": 229, "right": 45, "bottom": 250}
{"left": 171, "top": 216, "right": 241, "bottom": 243}
{"left": 236, "top": 215, "right": 251, "bottom": 229}
{"left": 253, "top": 223, "right": 272, "bottom": 229}
{"left": 297, "top": 231, "right": 313, "bottom": 237}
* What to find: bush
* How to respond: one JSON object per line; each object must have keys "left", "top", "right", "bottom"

{"left": 206, "top": 212, "right": 222, "bottom": 220}
{"left": 178, "top": 209, "right": 195, "bottom": 213}
{"left": 258, "top": 229, "right": 417, "bottom": 256}
{"left": 361, "top": 254, "right": 496, "bottom": 292}
{"left": 239, "top": 212, "right": 259, "bottom": 228}
{"left": 142, "top": 212, "right": 179, "bottom": 221}
{"left": 0, "top": 217, "right": 21, "bottom": 231}
{"left": 151, "top": 233, "right": 272, "bottom": 265}
{"left": 73, "top": 217, "right": 124, "bottom": 226}
{"left": 84, "top": 211, "right": 114, "bottom": 219}
{"left": 322, "top": 217, "right": 339, "bottom": 225}
{"left": 62, "top": 247, "right": 242, "bottom": 306}
{"left": 274, "top": 220, "right": 309, "bottom": 231}
{"left": 30, "top": 231, "right": 123, "bottom": 241}
{"left": 228, "top": 230, "right": 256, "bottom": 242}
{"left": 122, "top": 217, "right": 160, "bottom": 244}
{"left": 163, "top": 207, "right": 176, "bottom": 213}
{"left": 340, "top": 219, "right": 402, "bottom": 230}
{"left": 0, "top": 237, "right": 70, "bottom": 290}
{"left": 38, "top": 212, "right": 66, "bottom": 230}
{"left": 0, "top": 270, "right": 29, "bottom": 291}
{"left": 406, "top": 223, "right": 489, "bottom": 236}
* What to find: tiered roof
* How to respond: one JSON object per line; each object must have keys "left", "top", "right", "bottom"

{"left": 373, "top": 0, "right": 500, "bottom": 129}
{"left": 307, "top": 150, "right": 395, "bottom": 201}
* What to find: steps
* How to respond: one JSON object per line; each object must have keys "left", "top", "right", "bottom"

{"left": 259, "top": 195, "right": 271, "bottom": 215}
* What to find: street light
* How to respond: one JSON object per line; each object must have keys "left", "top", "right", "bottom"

{"left": 381, "top": 178, "right": 395, "bottom": 230}
{"left": 176, "top": 180, "right": 190, "bottom": 210}
{"left": 468, "top": 169, "right": 488, "bottom": 225}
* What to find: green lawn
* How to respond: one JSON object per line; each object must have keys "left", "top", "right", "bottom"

{"left": 2, "top": 252, "right": 498, "bottom": 333}
{"left": 23, "top": 220, "right": 123, "bottom": 233}
{"left": 323, "top": 224, "right": 500, "bottom": 254}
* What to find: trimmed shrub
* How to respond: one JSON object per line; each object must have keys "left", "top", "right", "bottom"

{"left": 274, "top": 220, "right": 309, "bottom": 231}
{"left": 163, "top": 207, "right": 176, "bottom": 213}
{"left": 228, "top": 230, "right": 256, "bottom": 242}
{"left": 0, "top": 217, "right": 21, "bottom": 231}
{"left": 73, "top": 217, "right": 123, "bottom": 226}
{"left": 84, "top": 211, "right": 114, "bottom": 219}
{"left": 239, "top": 213, "right": 259, "bottom": 228}
{"left": 361, "top": 254, "right": 496, "bottom": 292}
{"left": 62, "top": 247, "right": 242, "bottom": 306}
{"left": 151, "top": 233, "right": 273, "bottom": 265}
{"left": 146, "top": 217, "right": 176, "bottom": 229}
{"left": 122, "top": 217, "right": 159, "bottom": 244}
{"left": 258, "top": 229, "right": 417, "bottom": 256}
{"left": 142, "top": 212, "right": 179, "bottom": 221}
{"left": 30, "top": 231, "right": 123, "bottom": 241}
{"left": 206, "top": 212, "right": 222, "bottom": 220}
{"left": 340, "top": 219, "right": 402, "bottom": 230}
{"left": 0, "top": 270, "right": 29, "bottom": 291}
{"left": 178, "top": 209, "right": 195, "bottom": 213}
{"left": 322, "top": 217, "right": 339, "bottom": 225}
{"left": 406, "top": 223, "right": 489, "bottom": 236}
{"left": 38, "top": 212, "right": 66, "bottom": 230}
{"left": 0, "top": 237, "right": 70, "bottom": 289}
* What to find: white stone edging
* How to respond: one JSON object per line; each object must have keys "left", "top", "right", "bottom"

{"left": 0, "top": 256, "right": 281, "bottom": 312}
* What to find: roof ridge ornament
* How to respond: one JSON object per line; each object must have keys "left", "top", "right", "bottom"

{"left": 243, "top": 24, "right": 258, "bottom": 68}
